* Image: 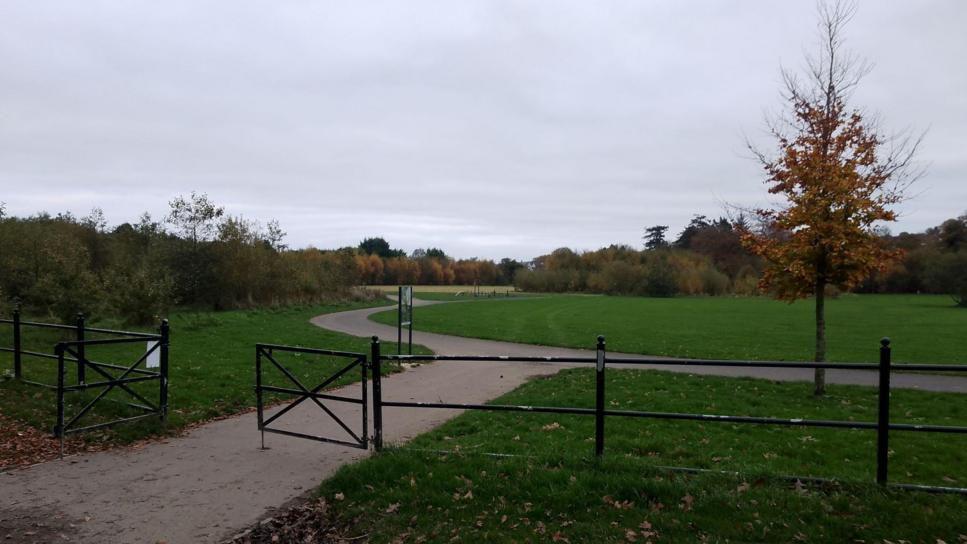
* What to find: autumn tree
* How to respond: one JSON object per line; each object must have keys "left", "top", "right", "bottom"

{"left": 742, "top": 1, "right": 922, "bottom": 395}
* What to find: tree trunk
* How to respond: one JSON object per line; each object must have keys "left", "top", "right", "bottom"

{"left": 814, "top": 276, "right": 827, "bottom": 396}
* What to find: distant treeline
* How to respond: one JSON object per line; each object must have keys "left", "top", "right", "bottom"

{"left": 2, "top": 196, "right": 964, "bottom": 324}
{"left": 513, "top": 214, "right": 967, "bottom": 305}
{"left": 0, "top": 194, "right": 360, "bottom": 324}
{"left": 515, "top": 217, "right": 760, "bottom": 297}
{"left": 858, "top": 215, "right": 966, "bottom": 304}
{"left": 353, "top": 238, "right": 523, "bottom": 286}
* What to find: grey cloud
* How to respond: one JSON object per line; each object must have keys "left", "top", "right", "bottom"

{"left": 1, "top": 0, "right": 964, "bottom": 259}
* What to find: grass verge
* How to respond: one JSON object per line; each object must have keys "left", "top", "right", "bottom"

{"left": 372, "top": 294, "right": 967, "bottom": 364}
{"left": 311, "top": 368, "right": 966, "bottom": 543}
{"left": 369, "top": 285, "right": 517, "bottom": 294}
{"left": 407, "top": 292, "right": 534, "bottom": 302}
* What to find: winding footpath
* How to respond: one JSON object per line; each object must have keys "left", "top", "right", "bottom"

{"left": 1, "top": 298, "right": 965, "bottom": 543}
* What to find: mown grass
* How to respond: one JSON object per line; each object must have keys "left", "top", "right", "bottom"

{"left": 409, "top": 292, "right": 536, "bottom": 302}
{"left": 316, "top": 368, "right": 967, "bottom": 543}
{"left": 369, "top": 285, "right": 517, "bottom": 294}
{"left": 0, "top": 299, "right": 414, "bottom": 444}
{"left": 372, "top": 294, "right": 967, "bottom": 364}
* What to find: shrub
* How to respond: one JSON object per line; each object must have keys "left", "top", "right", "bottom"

{"left": 701, "top": 267, "right": 730, "bottom": 296}
{"left": 103, "top": 267, "right": 176, "bottom": 325}
{"left": 643, "top": 258, "right": 678, "bottom": 297}
{"left": 587, "top": 262, "right": 647, "bottom": 295}
{"left": 928, "top": 252, "right": 967, "bottom": 307}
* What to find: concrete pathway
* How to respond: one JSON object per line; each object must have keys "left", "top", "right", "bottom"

{"left": 1, "top": 298, "right": 964, "bottom": 544}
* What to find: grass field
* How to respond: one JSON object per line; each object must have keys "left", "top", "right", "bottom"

{"left": 314, "top": 368, "right": 967, "bottom": 543}
{"left": 0, "top": 299, "right": 417, "bottom": 447}
{"left": 369, "top": 285, "right": 517, "bottom": 294}
{"left": 368, "top": 284, "right": 527, "bottom": 301}
{"left": 372, "top": 294, "right": 967, "bottom": 364}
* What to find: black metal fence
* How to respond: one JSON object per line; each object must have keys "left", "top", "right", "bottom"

{"left": 370, "top": 335, "right": 967, "bottom": 494}
{"left": 0, "top": 306, "right": 169, "bottom": 450}
{"left": 255, "top": 343, "right": 368, "bottom": 450}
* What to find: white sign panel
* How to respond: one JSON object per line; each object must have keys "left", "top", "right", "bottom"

{"left": 146, "top": 341, "right": 160, "bottom": 368}
{"left": 400, "top": 286, "right": 413, "bottom": 326}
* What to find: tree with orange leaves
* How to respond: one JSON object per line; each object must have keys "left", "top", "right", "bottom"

{"left": 742, "top": 1, "right": 923, "bottom": 395}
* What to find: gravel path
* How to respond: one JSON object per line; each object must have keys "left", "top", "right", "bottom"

{"left": 2, "top": 298, "right": 964, "bottom": 544}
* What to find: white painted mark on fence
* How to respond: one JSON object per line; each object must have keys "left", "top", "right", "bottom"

{"left": 146, "top": 341, "right": 160, "bottom": 368}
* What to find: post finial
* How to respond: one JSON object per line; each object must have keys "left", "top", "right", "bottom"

{"left": 880, "top": 337, "right": 891, "bottom": 347}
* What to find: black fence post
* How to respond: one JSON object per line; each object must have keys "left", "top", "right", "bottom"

{"left": 255, "top": 345, "right": 265, "bottom": 449}
{"left": 595, "top": 335, "right": 606, "bottom": 457}
{"left": 55, "top": 343, "right": 65, "bottom": 457}
{"left": 397, "top": 287, "right": 403, "bottom": 356}
{"left": 361, "top": 351, "right": 369, "bottom": 449}
{"left": 12, "top": 303, "right": 22, "bottom": 380}
{"left": 371, "top": 336, "right": 383, "bottom": 451}
{"left": 75, "top": 313, "right": 86, "bottom": 384}
{"left": 876, "top": 337, "right": 892, "bottom": 485}
{"left": 159, "top": 319, "right": 170, "bottom": 424}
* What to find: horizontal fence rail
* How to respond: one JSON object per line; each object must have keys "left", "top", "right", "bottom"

{"left": 255, "top": 343, "right": 368, "bottom": 450}
{"left": 382, "top": 353, "right": 967, "bottom": 373}
{"left": 370, "top": 335, "right": 967, "bottom": 494}
{"left": 1, "top": 306, "right": 169, "bottom": 450}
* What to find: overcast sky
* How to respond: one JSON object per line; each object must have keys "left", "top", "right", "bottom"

{"left": 1, "top": 1, "right": 964, "bottom": 259}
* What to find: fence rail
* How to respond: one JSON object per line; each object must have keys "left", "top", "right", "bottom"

{"left": 370, "top": 335, "right": 967, "bottom": 494}
{"left": 1, "top": 305, "right": 169, "bottom": 449}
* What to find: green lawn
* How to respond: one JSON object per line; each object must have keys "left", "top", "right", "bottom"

{"left": 373, "top": 294, "right": 967, "bottom": 364}
{"left": 370, "top": 285, "right": 517, "bottom": 295}
{"left": 315, "top": 368, "right": 967, "bottom": 543}
{"left": 0, "top": 300, "right": 414, "bottom": 446}
{"left": 406, "top": 291, "right": 534, "bottom": 302}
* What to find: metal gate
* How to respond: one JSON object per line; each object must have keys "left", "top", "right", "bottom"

{"left": 254, "top": 343, "right": 367, "bottom": 449}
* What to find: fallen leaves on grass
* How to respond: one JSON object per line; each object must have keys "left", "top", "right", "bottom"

{"left": 603, "top": 496, "right": 635, "bottom": 510}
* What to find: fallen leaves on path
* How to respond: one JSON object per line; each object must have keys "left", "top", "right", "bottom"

{"left": 226, "top": 497, "right": 365, "bottom": 544}
{"left": 0, "top": 396, "right": 289, "bottom": 472}
{"left": 0, "top": 413, "right": 174, "bottom": 472}
{"left": 0, "top": 413, "right": 90, "bottom": 471}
